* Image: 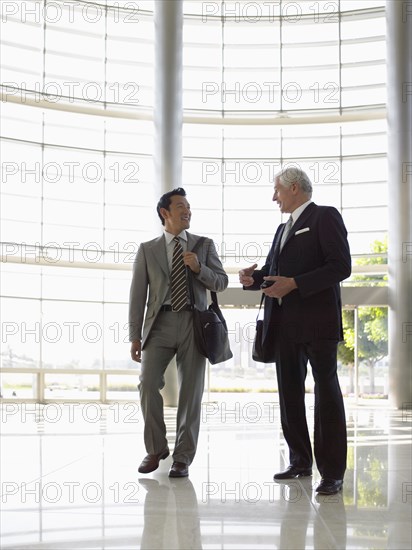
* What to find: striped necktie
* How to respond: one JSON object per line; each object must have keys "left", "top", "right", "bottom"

{"left": 171, "top": 237, "right": 188, "bottom": 311}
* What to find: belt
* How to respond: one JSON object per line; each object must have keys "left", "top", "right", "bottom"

{"left": 160, "top": 304, "right": 194, "bottom": 312}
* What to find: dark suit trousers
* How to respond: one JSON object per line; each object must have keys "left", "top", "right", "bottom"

{"left": 275, "top": 338, "right": 347, "bottom": 479}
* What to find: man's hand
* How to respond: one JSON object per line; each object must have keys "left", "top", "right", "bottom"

{"left": 239, "top": 263, "right": 258, "bottom": 287}
{"left": 130, "top": 340, "right": 142, "bottom": 363}
{"left": 261, "top": 276, "right": 297, "bottom": 298}
{"left": 183, "top": 252, "right": 200, "bottom": 273}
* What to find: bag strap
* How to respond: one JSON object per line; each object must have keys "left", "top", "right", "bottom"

{"left": 256, "top": 293, "right": 265, "bottom": 321}
{"left": 187, "top": 237, "right": 219, "bottom": 307}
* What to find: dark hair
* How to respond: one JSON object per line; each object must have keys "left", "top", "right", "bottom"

{"left": 156, "top": 187, "right": 186, "bottom": 225}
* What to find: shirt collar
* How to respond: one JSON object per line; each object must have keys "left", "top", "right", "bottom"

{"left": 291, "top": 200, "right": 312, "bottom": 224}
{"left": 164, "top": 229, "right": 188, "bottom": 244}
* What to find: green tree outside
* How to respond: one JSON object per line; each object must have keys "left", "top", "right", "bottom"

{"left": 338, "top": 237, "right": 388, "bottom": 395}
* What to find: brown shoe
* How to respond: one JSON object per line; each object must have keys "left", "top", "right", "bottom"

{"left": 168, "top": 461, "right": 189, "bottom": 478}
{"left": 138, "top": 449, "right": 170, "bottom": 474}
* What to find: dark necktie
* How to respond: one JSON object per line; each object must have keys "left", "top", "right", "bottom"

{"left": 280, "top": 215, "right": 293, "bottom": 251}
{"left": 171, "top": 237, "right": 188, "bottom": 311}
{"left": 278, "top": 216, "right": 293, "bottom": 306}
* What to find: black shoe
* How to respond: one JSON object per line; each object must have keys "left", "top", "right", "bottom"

{"left": 315, "top": 478, "right": 343, "bottom": 495}
{"left": 168, "top": 461, "right": 189, "bottom": 478}
{"left": 273, "top": 466, "right": 312, "bottom": 480}
{"left": 138, "top": 449, "right": 170, "bottom": 474}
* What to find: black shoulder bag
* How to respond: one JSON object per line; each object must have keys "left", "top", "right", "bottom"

{"left": 188, "top": 238, "right": 233, "bottom": 365}
{"left": 252, "top": 294, "right": 276, "bottom": 363}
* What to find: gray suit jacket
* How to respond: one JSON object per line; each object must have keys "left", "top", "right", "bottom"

{"left": 129, "top": 232, "right": 228, "bottom": 347}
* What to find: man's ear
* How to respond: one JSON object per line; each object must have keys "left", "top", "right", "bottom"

{"left": 159, "top": 207, "right": 169, "bottom": 222}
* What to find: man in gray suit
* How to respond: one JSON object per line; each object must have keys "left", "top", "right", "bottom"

{"left": 129, "top": 187, "right": 228, "bottom": 477}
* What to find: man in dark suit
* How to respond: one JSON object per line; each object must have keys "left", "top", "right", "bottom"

{"left": 239, "top": 167, "right": 351, "bottom": 495}
{"left": 129, "top": 188, "right": 228, "bottom": 478}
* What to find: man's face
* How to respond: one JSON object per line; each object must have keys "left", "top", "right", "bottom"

{"left": 273, "top": 179, "right": 297, "bottom": 213}
{"left": 162, "top": 195, "right": 191, "bottom": 234}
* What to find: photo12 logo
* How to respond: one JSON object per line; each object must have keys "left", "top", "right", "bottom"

{"left": 201, "top": 2, "right": 339, "bottom": 23}
{"left": 1, "top": 160, "right": 140, "bottom": 184}
{"left": 1, "top": 480, "right": 141, "bottom": 504}
{"left": 2, "top": 81, "right": 140, "bottom": 105}
{"left": 201, "top": 81, "right": 340, "bottom": 106}
{"left": 1, "top": 1, "right": 141, "bottom": 24}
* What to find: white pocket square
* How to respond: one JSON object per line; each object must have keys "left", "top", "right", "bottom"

{"left": 295, "top": 227, "right": 310, "bottom": 235}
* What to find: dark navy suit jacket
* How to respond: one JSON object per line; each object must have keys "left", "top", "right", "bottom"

{"left": 246, "top": 203, "right": 351, "bottom": 345}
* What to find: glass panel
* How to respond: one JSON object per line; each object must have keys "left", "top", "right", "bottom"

{"left": 340, "top": 0, "right": 385, "bottom": 12}
{"left": 341, "top": 128, "right": 387, "bottom": 157}
{"left": 1, "top": 139, "right": 43, "bottom": 191}
{"left": 105, "top": 119, "right": 154, "bottom": 154}
{"left": 341, "top": 15, "right": 385, "bottom": 39}
{"left": 1, "top": 298, "right": 41, "bottom": 370}
{"left": 342, "top": 156, "right": 387, "bottom": 183}
{"left": 348, "top": 231, "right": 387, "bottom": 256}
{"left": 208, "top": 308, "right": 278, "bottom": 393}
{"left": 339, "top": 306, "right": 389, "bottom": 398}
{"left": 45, "top": 53, "right": 105, "bottom": 89}
{"left": 103, "top": 303, "right": 136, "bottom": 371}
{"left": 1, "top": 219, "right": 42, "bottom": 244}
{"left": 0, "top": 372, "right": 37, "bottom": 400}
{"left": 341, "top": 40, "right": 386, "bottom": 64}
{"left": 1, "top": 194, "right": 41, "bottom": 224}
{"left": 343, "top": 183, "right": 387, "bottom": 208}
{"left": 342, "top": 85, "right": 386, "bottom": 108}
{"left": 106, "top": 375, "right": 140, "bottom": 400}
{"left": 358, "top": 305, "right": 388, "bottom": 396}
{"left": 46, "top": 28, "right": 104, "bottom": 58}
{"left": 1, "top": 264, "right": 41, "bottom": 299}
{"left": 1, "top": 102, "right": 43, "bottom": 143}
{"left": 42, "top": 147, "right": 103, "bottom": 204}
{"left": 1, "top": 17, "right": 42, "bottom": 47}
{"left": 43, "top": 110, "right": 104, "bottom": 150}
{"left": 341, "top": 64, "right": 386, "bottom": 88}
{"left": 104, "top": 272, "right": 133, "bottom": 303}
{"left": 41, "top": 302, "right": 103, "bottom": 370}
{"left": 41, "top": 267, "right": 103, "bottom": 302}
{"left": 343, "top": 206, "right": 388, "bottom": 232}
{"left": 44, "top": 373, "right": 100, "bottom": 400}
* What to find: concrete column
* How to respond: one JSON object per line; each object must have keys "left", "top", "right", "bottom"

{"left": 154, "top": 0, "right": 183, "bottom": 406}
{"left": 154, "top": 0, "right": 183, "bottom": 194}
{"left": 387, "top": 0, "right": 412, "bottom": 408}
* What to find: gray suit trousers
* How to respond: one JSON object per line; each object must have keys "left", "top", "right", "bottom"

{"left": 138, "top": 310, "right": 206, "bottom": 465}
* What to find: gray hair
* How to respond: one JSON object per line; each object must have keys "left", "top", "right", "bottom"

{"left": 275, "top": 166, "right": 313, "bottom": 196}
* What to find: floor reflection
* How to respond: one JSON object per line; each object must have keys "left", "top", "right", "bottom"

{"left": 139, "top": 478, "right": 202, "bottom": 550}
{"left": 0, "top": 397, "right": 411, "bottom": 549}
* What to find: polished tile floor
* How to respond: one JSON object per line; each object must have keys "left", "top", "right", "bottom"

{"left": 1, "top": 394, "right": 411, "bottom": 549}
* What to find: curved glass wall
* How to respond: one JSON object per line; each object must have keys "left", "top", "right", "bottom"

{"left": 181, "top": 0, "right": 388, "bottom": 396}
{"left": 0, "top": 0, "right": 388, "bottom": 400}
{"left": 1, "top": 1, "right": 155, "bottom": 399}
{"left": 182, "top": 0, "right": 387, "bottom": 260}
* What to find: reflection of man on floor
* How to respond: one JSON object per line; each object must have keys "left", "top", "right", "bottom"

{"left": 139, "top": 478, "right": 202, "bottom": 550}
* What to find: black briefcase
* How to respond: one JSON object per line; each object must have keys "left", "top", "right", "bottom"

{"left": 192, "top": 292, "right": 233, "bottom": 365}
{"left": 252, "top": 295, "right": 276, "bottom": 363}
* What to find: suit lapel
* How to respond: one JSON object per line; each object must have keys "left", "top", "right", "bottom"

{"left": 281, "top": 202, "right": 316, "bottom": 250}
{"left": 187, "top": 233, "right": 202, "bottom": 255}
{"left": 147, "top": 235, "right": 169, "bottom": 277}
